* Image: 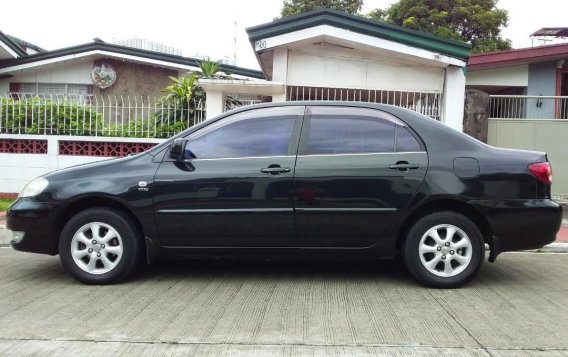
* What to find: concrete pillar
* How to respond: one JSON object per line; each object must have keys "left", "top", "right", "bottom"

{"left": 463, "top": 89, "right": 489, "bottom": 143}
{"left": 442, "top": 66, "right": 466, "bottom": 132}
{"left": 46, "top": 136, "right": 59, "bottom": 170}
{"left": 205, "top": 91, "right": 226, "bottom": 120}
{"left": 272, "top": 47, "right": 288, "bottom": 102}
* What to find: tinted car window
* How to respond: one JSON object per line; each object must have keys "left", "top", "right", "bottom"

{"left": 307, "top": 108, "right": 396, "bottom": 155}
{"left": 396, "top": 126, "right": 423, "bottom": 152}
{"left": 185, "top": 108, "right": 298, "bottom": 159}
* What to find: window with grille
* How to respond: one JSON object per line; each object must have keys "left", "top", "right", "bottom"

{"left": 10, "top": 83, "right": 92, "bottom": 96}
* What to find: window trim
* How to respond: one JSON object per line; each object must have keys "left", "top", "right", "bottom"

{"left": 9, "top": 82, "right": 92, "bottom": 96}
{"left": 170, "top": 106, "right": 305, "bottom": 161}
{"left": 395, "top": 124, "right": 425, "bottom": 153}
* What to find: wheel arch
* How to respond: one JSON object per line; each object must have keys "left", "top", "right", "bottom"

{"left": 396, "top": 198, "right": 492, "bottom": 250}
{"left": 51, "top": 196, "right": 145, "bottom": 255}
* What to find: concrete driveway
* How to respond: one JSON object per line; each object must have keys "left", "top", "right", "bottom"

{"left": 0, "top": 248, "right": 567, "bottom": 356}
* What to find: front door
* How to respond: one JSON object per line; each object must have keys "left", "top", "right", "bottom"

{"left": 153, "top": 106, "right": 304, "bottom": 247}
{"left": 294, "top": 106, "right": 428, "bottom": 247}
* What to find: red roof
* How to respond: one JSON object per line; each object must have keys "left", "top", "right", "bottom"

{"left": 468, "top": 43, "right": 568, "bottom": 69}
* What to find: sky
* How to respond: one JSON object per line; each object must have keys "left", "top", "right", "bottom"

{"left": 1, "top": 0, "right": 567, "bottom": 70}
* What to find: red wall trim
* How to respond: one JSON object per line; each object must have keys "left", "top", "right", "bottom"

{"left": 59, "top": 141, "right": 157, "bottom": 157}
{"left": 555, "top": 65, "right": 568, "bottom": 119}
{"left": 556, "top": 66, "right": 568, "bottom": 96}
{"left": 0, "top": 139, "right": 48, "bottom": 154}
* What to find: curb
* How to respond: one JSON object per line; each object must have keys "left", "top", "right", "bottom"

{"left": 0, "top": 224, "right": 10, "bottom": 247}
{"left": 534, "top": 243, "right": 568, "bottom": 253}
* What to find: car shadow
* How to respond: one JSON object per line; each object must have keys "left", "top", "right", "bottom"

{"left": 135, "top": 255, "right": 416, "bottom": 285}
{"left": 10, "top": 252, "right": 529, "bottom": 289}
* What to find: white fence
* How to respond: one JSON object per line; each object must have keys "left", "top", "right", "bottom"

{"left": 489, "top": 95, "right": 568, "bottom": 120}
{"left": 0, "top": 94, "right": 206, "bottom": 138}
{"left": 487, "top": 95, "right": 568, "bottom": 197}
{"left": 488, "top": 119, "right": 568, "bottom": 198}
{"left": 0, "top": 134, "right": 166, "bottom": 194}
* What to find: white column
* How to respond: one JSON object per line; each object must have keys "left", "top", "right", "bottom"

{"left": 272, "top": 47, "right": 288, "bottom": 102}
{"left": 442, "top": 66, "right": 466, "bottom": 132}
{"left": 46, "top": 136, "right": 59, "bottom": 171}
{"left": 205, "top": 90, "right": 226, "bottom": 120}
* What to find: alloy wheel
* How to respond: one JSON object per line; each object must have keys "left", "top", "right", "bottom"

{"left": 70, "top": 222, "right": 123, "bottom": 275}
{"left": 418, "top": 224, "right": 473, "bottom": 277}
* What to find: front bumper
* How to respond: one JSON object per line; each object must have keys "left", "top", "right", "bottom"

{"left": 7, "top": 198, "right": 62, "bottom": 255}
{"left": 469, "top": 199, "right": 562, "bottom": 252}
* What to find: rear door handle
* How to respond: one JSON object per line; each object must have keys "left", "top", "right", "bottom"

{"left": 260, "top": 166, "right": 291, "bottom": 175}
{"left": 389, "top": 162, "right": 419, "bottom": 171}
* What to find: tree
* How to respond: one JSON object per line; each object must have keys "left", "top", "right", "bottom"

{"left": 280, "top": 0, "right": 363, "bottom": 18}
{"left": 368, "top": 0, "right": 511, "bottom": 53}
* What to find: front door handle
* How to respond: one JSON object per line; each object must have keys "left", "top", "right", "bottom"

{"left": 260, "top": 165, "right": 291, "bottom": 175}
{"left": 389, "top": 161, "right": 419, "bottom": 171}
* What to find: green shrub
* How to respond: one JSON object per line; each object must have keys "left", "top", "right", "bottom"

{"left": 0, "top": 97, "right": 104, "bottom": 135}
{"left": 0, "top": 96, "right": 198, "bottom": 138}
{"left": 0, "top": 199, "right": 14, "bottom": 212}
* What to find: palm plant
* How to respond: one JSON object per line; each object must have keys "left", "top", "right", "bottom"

{"left": 153, "top": 58, "right": 242, "bottom": 136}
{"left": 161, "top": 73, "right": 202, "bottom": 103}
{"left": 199, "top": 58, "right": 222, "bottom": 78}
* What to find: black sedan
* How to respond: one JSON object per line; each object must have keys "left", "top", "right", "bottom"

{"left": 7, "top": 102, "right": 562, "bottom": 287}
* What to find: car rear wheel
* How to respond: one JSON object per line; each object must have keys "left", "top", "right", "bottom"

{"left": 403, "top": 212, "right": 484, "bottom": 288}
{"left": 59, "top": 208, "right": 142, "bottom": 284}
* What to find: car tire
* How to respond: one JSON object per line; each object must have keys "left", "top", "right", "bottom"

{"left": 58, "top": 208, "right": 142, "bottom": 284}
{"left": 403, "top": 212, "right": 485, "bottom": 288}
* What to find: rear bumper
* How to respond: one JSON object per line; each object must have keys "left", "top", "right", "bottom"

{"left": 469, "top": 199, "right": 562, "bottom": 252}
{"left": 6, "top": 198, "right": 61, "bottom": 255}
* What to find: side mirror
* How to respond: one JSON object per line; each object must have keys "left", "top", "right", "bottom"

{"left": 169, "top": 138, "right": 186, "bottom": 160}
{"left": 169, "top": 138, "right": 196, "bottom": 161}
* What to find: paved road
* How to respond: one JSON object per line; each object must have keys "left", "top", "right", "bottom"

{"left": 0, "top": 248, "right": 567, "bottom": 356}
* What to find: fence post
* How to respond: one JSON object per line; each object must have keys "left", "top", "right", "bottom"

{"left": 463, "top": 89, "right": 489, "bottom": 143}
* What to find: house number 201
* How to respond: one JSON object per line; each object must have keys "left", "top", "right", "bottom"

{"left": 255, "top": 40, "right": 267, "bottom": 50}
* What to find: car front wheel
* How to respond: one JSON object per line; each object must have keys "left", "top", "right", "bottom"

{"left": 59, "top": 208, "right": 142, "bottom": 284}
{"left": 403, "top": 212, "right": 485, "bottom": 288}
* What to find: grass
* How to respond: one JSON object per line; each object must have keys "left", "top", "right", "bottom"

{"left": 0, "top": 199, "right": 14, "bottom": 212}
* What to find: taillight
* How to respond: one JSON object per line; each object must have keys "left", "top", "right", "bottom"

{"left": 528, "top": 162, "right": 552, "bottom": 185}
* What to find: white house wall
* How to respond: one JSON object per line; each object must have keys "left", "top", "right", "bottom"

{"left": 4, "top": 60, "right": 94, "bottom": 86}
{"left": 466, "top": 65, "right": 529, "bottom": 87}
{"left": 286, "top": 49, "right": 445, "bottom": 91}
{"left": 442, "top": 66, "right": 466, "bottom": 132}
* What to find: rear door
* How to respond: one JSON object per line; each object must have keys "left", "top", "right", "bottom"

{"left": 294, "top": 106, "right": 428, "bottom": 247}
{"left": 153, "top": 106, "right": 304, "bottom": 247}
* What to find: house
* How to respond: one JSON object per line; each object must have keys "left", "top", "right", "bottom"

{"left": 201, "top": 9, "right": 471, "bottom": 131}
{"left": 2, "top": 10, "right": 472, "bottom": 130}
{"left": 466, "top": 43, "right": 568, "bottom": 119}
{"left": 0, "top": 31, "right": 264, "bottom": 100}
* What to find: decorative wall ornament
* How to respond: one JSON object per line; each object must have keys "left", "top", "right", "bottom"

{"left": 91, "top": 62, "right": 117, "bottom": 89}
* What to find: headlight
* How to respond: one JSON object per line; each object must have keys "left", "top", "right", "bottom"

{"left": 19, "top": 177, "right": 49, "bottom": 198}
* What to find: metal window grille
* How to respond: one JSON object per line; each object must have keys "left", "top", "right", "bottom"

{"left": 286, "top": 86, "right": 442, "bottom": 121}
